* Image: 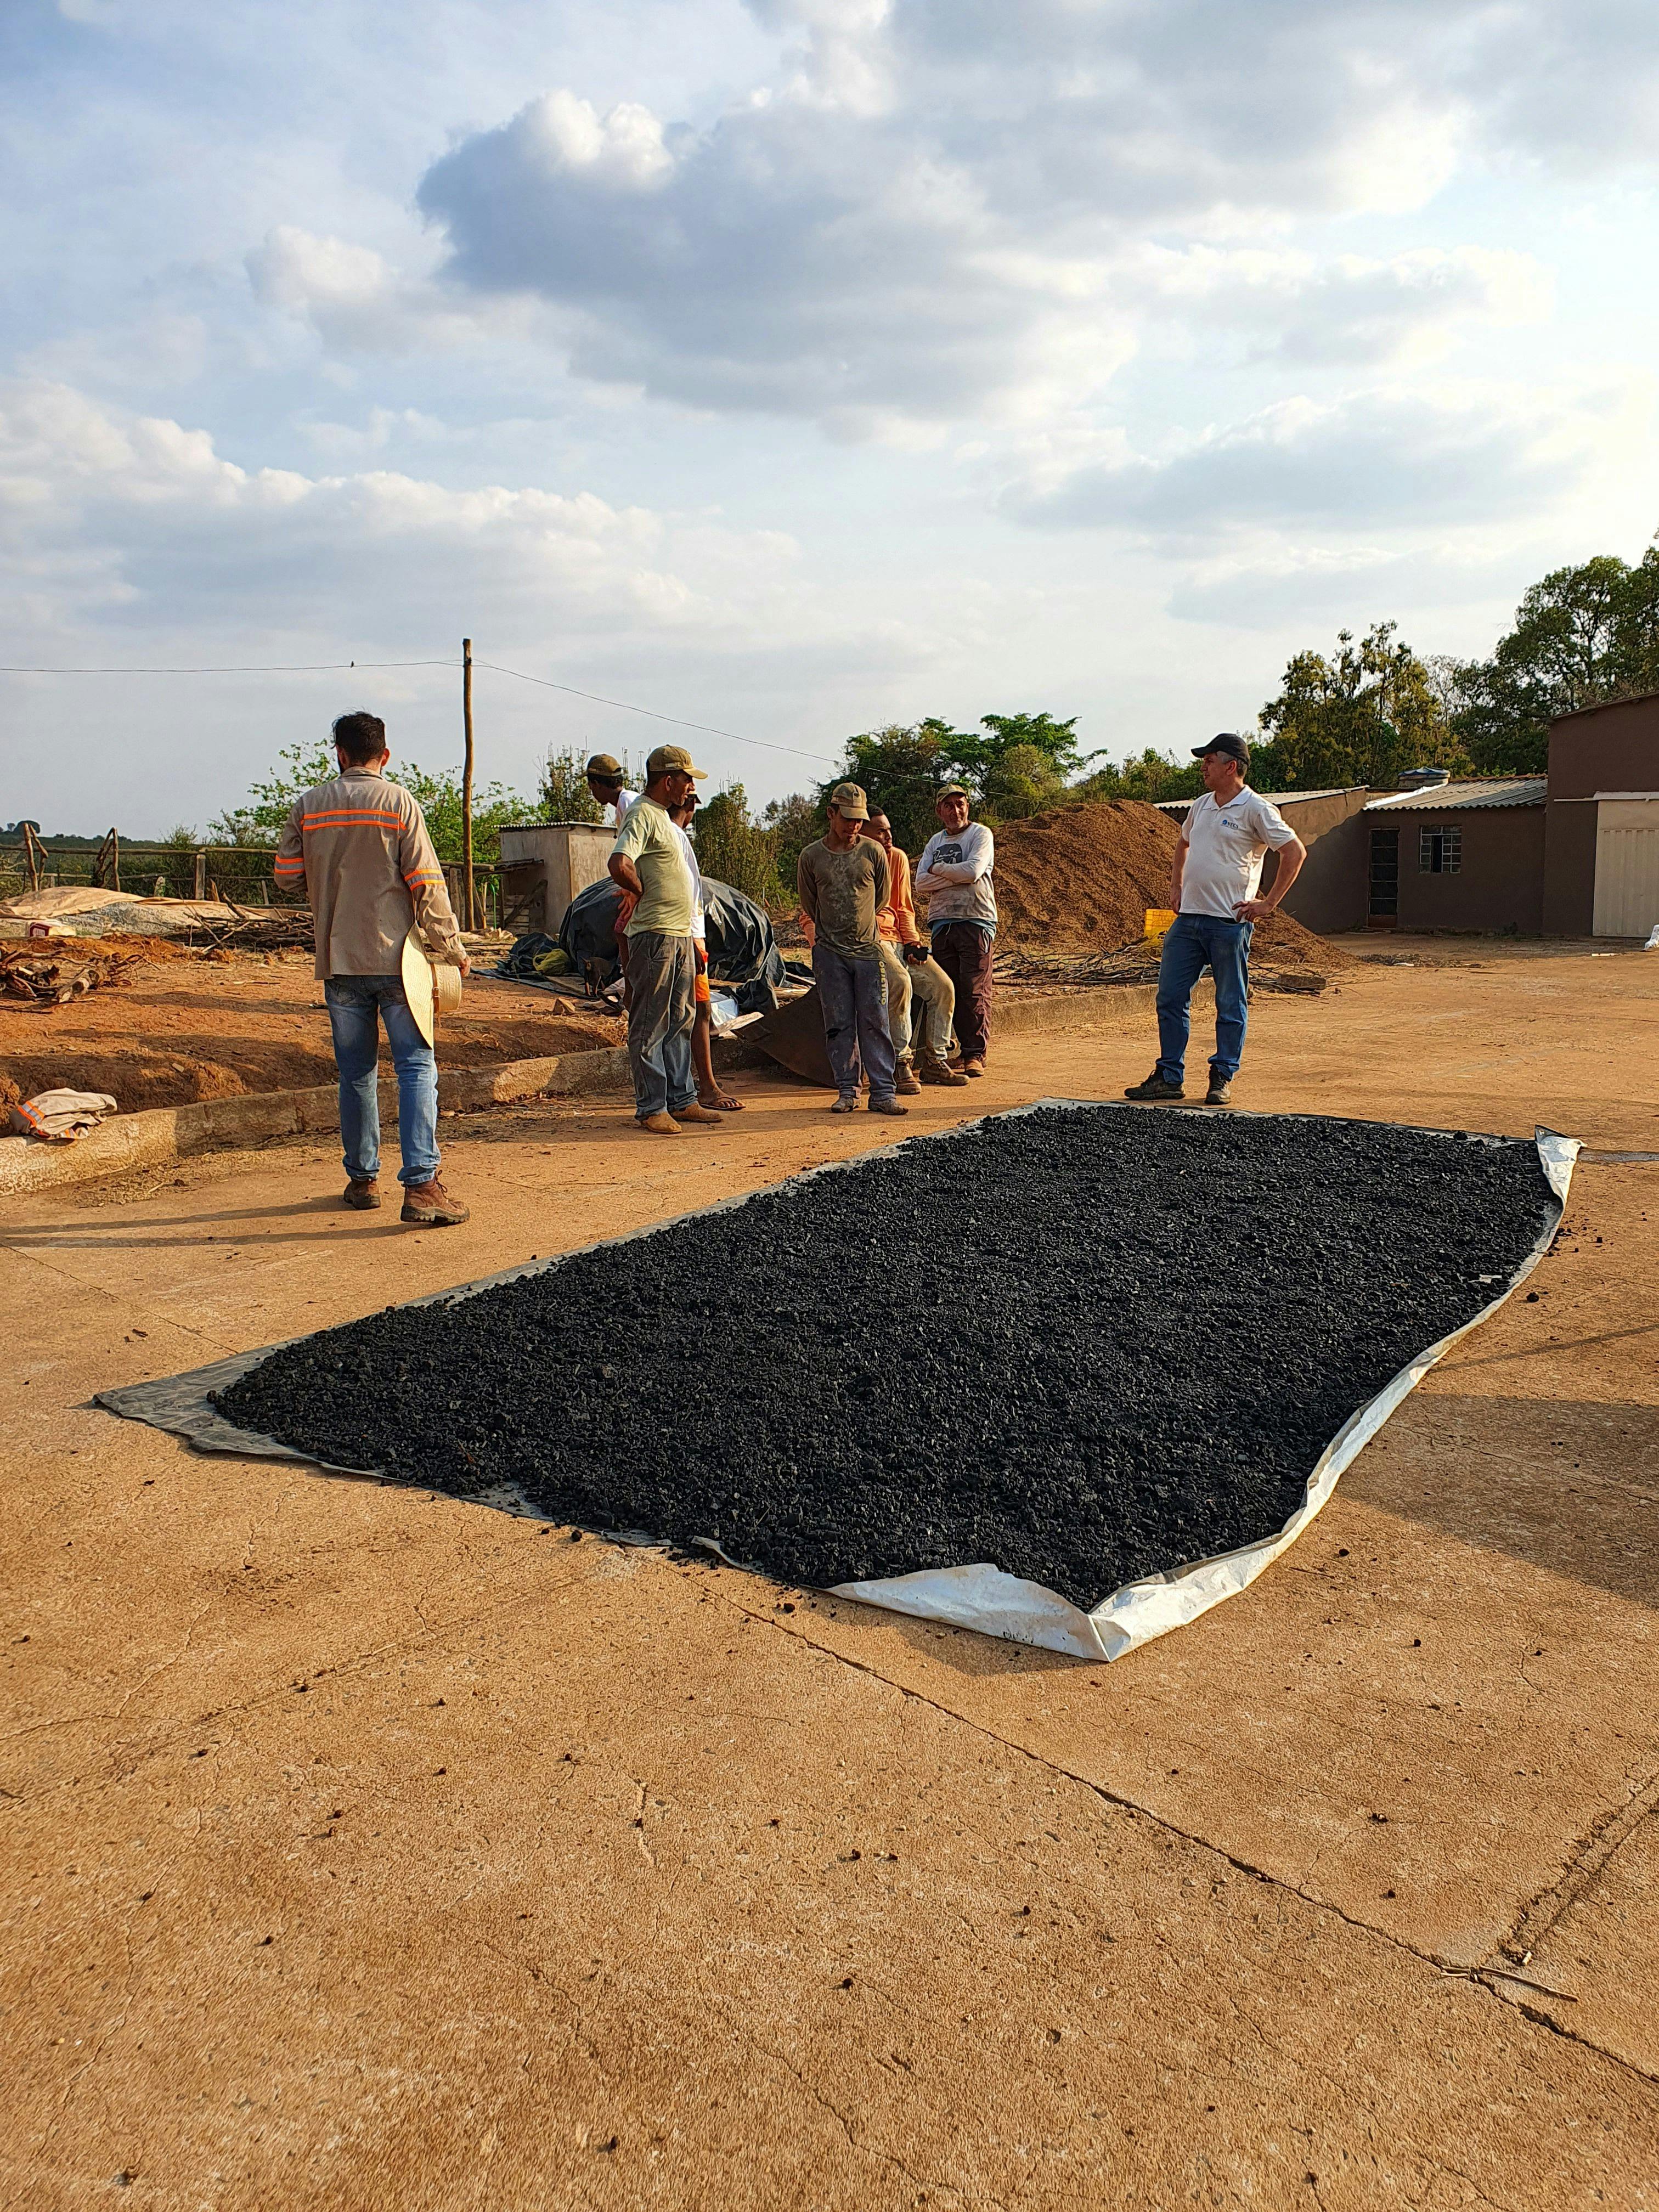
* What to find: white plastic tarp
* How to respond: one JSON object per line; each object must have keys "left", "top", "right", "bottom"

{"left": 97, "top": 1104, "right": 1579, "bottom": 1660}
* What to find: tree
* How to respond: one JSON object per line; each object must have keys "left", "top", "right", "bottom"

{"left": 207, "top": 741, "right": 537, "bottom": 863}
{"left": 1254, "top": 623, "right": 1462, "bottom": 789}
{"left": 824, "top": 724, "right": 950, "bottom": 854}
{"left": 954, "top": 712, "right": 1084, "bottom": 791}
{"left": 760, "top": 792, "right": 820, "bottom": 902}
{"left": 209, "top": 740, "right": 335, "bottom": 845}
{"left": 819, "top": 711, "right": 1086, "bottom": 845}
{"left": 540, "top": 746, "right": 605, "bottom": 823}
{"left": 1449, "top": 552, "right": 1659, "bottom": 773}
{"left": 1077, "top": 748, "right": 1203, "bottom": 804}
{"left": 693, "top": 784, "right": 785, "bottom": 907}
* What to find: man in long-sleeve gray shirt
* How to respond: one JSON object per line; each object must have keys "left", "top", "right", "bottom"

{"left": 915, "top": 783, "right": 996, "bottom": 1076}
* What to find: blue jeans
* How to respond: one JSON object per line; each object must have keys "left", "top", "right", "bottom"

{"left": 624, "top": 930, "right": 697, "bottom": 1118}
{"left": 1155, "top": 913, "right": 1254, "bottom": 1084}
{"left": 812, "top": 942, "right": 896, "bottom": 1102}
{"left": 324, "top": 975, "right": 440, "bottom": 1187}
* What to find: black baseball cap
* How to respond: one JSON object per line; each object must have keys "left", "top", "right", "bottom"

{"left": 1192, "top": 731, "right": 1250, "bottom": 764}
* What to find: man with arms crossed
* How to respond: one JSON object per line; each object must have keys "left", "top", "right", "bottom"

{"left": 916, "top": 783, "right": 997, "bottom": 1078}
{"left": 797, "top": 783, "right": 907, "bottom": 1117}
{"left": 607, "top": 746, "right": 726, "bottom": 1135}
{"left": 1125, "top": 732, "right": 1305, "bottom": 1108}
{"left": 274, "top": 710, "right": 471, "bottom": 1226}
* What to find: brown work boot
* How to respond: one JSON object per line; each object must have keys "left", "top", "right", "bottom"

{"left": 342, "top": 1178, "right": 381, "bottom": 1210}
{"left": 636, "top": 1111, "right": 684, "bottom": 1135}
{"left": 400, "top": 1178, "right": 470, "bottom": 1226}
{"left": 868, "top": 1096, "right": 910, "bottom": 1117}
{"left": 670, "top": 1102, "right": 725, "bottom": 1126}
{"left": 962, "top": 1056, "right": 986, "bottom": 1079}
{"left": 894, "top": 1062, "right": 922, "bottom": 1096}
{"left": 917, "top": 1053, "right": 968, "bottom": 1088}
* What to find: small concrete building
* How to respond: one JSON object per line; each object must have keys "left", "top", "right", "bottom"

{"left": 1542, "top": 692, "right": 1659, "bottom": 936}
{"left": 1360, "top": 778, "right": 1547, "bottom": 934}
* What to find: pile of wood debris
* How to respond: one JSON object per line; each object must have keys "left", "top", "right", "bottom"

{"left": 1, "top": 944, "right": 143, "bottom": 1007}
{"left": 993, "top": 946, "right": 1329, "bottom": 996}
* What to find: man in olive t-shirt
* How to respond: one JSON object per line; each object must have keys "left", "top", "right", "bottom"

{"left": 608, "top": 745, "right": 725, "bottom": 1135}
{"left": 796, "top": 782, "right": 905, "bottom": 1116}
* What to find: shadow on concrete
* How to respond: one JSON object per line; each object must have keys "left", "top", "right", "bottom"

{"left": 1347, "top": 1391, "right": 1659, "bottom": 1613}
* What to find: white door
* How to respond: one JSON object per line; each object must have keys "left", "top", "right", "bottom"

{"left": 1594, "top": 798, "right": 1659, "bottom": 937}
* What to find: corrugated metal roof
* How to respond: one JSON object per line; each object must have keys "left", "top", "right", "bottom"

{"left": 1364, "top": 777, "right": 1546, "bottom": 813}
{"left": 1153, "top": 786, "right": 1362, "bottom": 813}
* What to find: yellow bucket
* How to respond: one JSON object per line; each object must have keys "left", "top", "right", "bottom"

{"left": 1143, "top": 907, "right": 1175, "bottom": 945}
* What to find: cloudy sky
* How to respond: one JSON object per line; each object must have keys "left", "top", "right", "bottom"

{"left": 5, "top": 0, "right": 1659, "bottom": 836}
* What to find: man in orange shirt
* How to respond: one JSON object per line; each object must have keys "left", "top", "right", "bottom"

{"left": 861, "top": 809, "right": 967, "bottom": 1090}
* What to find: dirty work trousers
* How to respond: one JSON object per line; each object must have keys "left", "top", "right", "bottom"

{"left": 930, "top": 922, "right": 995, "bottom": 1064}
{"left": 1155, "top": 912, "right": 1254, "bottom": 1084}
{"left": 878, "top": 940, "right": 955, "bottom": 1064}
{"left": 812, "top": 942, "right": 896, "bottom": 1103}
{"left": 625, "top": 929, "right": 697, "bottom": 1119}
{"left": 324, "top": 974, "right": 440, "bottom": 1188}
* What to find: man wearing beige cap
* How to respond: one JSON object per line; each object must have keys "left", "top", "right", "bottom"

{"left": 584, "top": 752, "right": 639, "bottom": 829}
{"left": 607, "top": 745, "right": 725, "bottom": 1134}
{"left": 796, "top": 783, "right": 906, "bottom": 1116}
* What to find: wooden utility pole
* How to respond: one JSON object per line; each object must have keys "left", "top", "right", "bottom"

{"left": 461, "top": 636, "right": 476, "bottom": 930}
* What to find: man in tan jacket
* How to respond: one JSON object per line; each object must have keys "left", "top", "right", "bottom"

{"left": 275, "top": 712, "right": 471, "bottom": 1225}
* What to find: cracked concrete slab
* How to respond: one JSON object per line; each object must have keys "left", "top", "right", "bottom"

{"left": 4, "top": 946, "right": 1659, "bottom": 2206}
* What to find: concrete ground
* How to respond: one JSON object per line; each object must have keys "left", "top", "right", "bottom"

{"left": 4, "top": 940, "right": 1657, "bottom": 2210}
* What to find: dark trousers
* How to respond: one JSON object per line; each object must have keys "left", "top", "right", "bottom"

{"left": 812, "top": 942, "right": 896, "bottom": 1102}
{"left": 932, "top": 922, "right": 995, "bottom": 1062}
{"left": 1155, "top": 912, "right": 1254, "bottom": 1082}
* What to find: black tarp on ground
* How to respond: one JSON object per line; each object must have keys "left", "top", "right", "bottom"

{"left": 558, "top": 877, "right": 787, "bottom": 1013}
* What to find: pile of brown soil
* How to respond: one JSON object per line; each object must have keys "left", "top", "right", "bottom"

{"left": 981, "top": 801, "right": 1351, "bottom": 968}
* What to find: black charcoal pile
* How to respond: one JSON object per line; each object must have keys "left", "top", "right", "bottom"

{"left": 214, "top": 1107, "right": 1556, "bottom": 1609}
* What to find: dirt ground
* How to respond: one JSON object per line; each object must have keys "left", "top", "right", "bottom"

{"left": 3, "top": 939, "right": 1658, "bottom": 2209}
{"left": 0, "top": 940, "right": 621, "bottom": 1110}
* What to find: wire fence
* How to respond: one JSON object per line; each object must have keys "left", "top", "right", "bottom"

{"left": 0, "top": 840, "right": 503, "bottom": 926}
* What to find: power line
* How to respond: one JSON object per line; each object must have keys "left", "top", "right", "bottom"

{"left": 475, "top": 658, "right": 837, "bottom": 765}
{"left": 1, "top": 652, "right": 839, "bottom": 766}
{"left": 0, "top": 659, "right": 454, "bottom": 673}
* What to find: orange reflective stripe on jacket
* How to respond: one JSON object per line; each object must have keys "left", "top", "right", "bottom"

{"left": 274, "top": 768, "right": 463, "bottom": 981}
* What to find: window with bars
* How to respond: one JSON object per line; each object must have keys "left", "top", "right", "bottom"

{"left": 1420, "top": 826, "right": 1462, "bottom": 874}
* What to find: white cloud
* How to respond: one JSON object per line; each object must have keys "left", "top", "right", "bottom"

{"left": 0, "top": 379, "right": 822, "bottom": 646}
{"left": 392, "top": 0, "right": 1659, "bottom": 433}
{"left": 1000, "top": 381, "right": 1626, "bottom": 537}
{"left": 1126, "top": 246, "right": 1551, "bottom": 369}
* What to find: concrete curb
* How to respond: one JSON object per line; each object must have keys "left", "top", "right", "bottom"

{"left": 0, "top": 1045, "right": 633, "bottom": 1200}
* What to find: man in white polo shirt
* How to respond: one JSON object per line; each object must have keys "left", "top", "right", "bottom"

{"left": 1125, "top": 732, "right": 1306, "bottom": 1108}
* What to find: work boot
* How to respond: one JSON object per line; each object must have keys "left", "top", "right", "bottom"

{"left": 636, "top": 1111, "right": 683, "bottom": 1135}
{"left": 400, "top": 1178, "right": 470, "bottom": 1226}
{"left": 670, "top": 1102, "right": 725, "bottom": 1126}
{"left": 894, "top": 1063, "right": 922, "bottom": 1096}
{"left": 962, "top": 1056, "right": 986, "bottom": 1079}
{"left": 1205, "top": 1073, "right": 1234, "bottom": 1107}
{"left": 868, "top": 1096, "right": 910, "bottom": 1117}
{"left": 342, "top": 1178, "right": 381, "bottom": 1210}
{"left": 917, "top": 1053, "right": 969, "bottom": 1088}
{"left": 1124, "top": 1069, "right": 1184, "bottom": 1102}
{"left": 830, "top": 1094, "right": 859, "bottom": 1114}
